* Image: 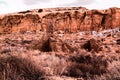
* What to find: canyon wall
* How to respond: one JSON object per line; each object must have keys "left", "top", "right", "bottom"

{"left": 0, "top": 7, "right": 120, "bottom": 34}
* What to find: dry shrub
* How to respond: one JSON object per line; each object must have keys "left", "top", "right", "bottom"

{"left": 30, "top": 39, "right": 52, "bottom": 52}
{"left": 29, "top": 34, "right": 52, "bottom": 52}
{"left": 38, "top": 53, "right": 67, "bottom": 76}
{"left": 106, "top": 61, "right": 120, "bottom": 80}
{"left": 82, "top": 38, "right": 102, "bottom": 52}
{"left": 0, "top": 54, "right": 45, "bottom": 80}
{"left": 63, "top": 53, "right": 108, "bottom": 78}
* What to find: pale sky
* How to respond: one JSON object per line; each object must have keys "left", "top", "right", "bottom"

{"left": 0, "top": 0, "right": 120, "bottom": 14}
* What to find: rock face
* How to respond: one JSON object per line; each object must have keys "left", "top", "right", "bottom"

{"left": 0, "top": 7, "right": 120, "bottom": 34}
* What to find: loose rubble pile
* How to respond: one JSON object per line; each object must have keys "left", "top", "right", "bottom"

{"left": 0, "top": 27, "right": 120, "bottom": 53}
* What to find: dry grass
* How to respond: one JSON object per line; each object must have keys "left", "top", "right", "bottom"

{"left": 36, "top": 52, "right": 68, "bottom": 76}
{"left": 0, "top": 49, "right": 120, "bottom": 80}
{"left": 0, "top": 54, "right": 45, "bottom": 80}
{"left": 60, "top": 50, "right": 120, "bottom": 80}
{"left": 63, "top": 53, "right": 108, "bottom": 78}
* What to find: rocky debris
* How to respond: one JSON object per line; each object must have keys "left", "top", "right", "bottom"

{"left": 29, "top": 35, "right": 77, "bottom": 53}
{"left": 116, "top": 39, "right": 120, "bottom": 45}
{"left": 28, "top": 33, "right": 51, "bottom": 52}
{"left": 0, "top": 48, "right": 11, "bottom": 54}
{"left": 0, "top": 27, "right": 119, "bottom": 80}
{"left": 18, "top": 10, "right": 32, "bottom": 14}
{"left": 38, "top": 9, "right": 43, "bottom": 13}
{"left": 0, "top": 7, "right": 120, "bottom": 34}
{"left": 82, "top": 38, "right": 102, "bottom": 52}
{"left": 0, "top": 28, "right": 119, "bottom": 54}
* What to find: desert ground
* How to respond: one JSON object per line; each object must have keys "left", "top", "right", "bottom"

{"left": 0, "top": 7, "right": 120, "bottom": 80}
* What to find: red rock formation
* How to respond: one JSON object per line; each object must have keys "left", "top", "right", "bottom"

{"left": 0, "top": 7, "right": 120, "bottom": 34}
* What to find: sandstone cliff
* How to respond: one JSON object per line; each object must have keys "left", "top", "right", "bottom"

{"left": 0, "top": 7, "right": 120, "bottom": 34}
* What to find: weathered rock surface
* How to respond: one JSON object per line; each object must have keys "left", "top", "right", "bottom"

{"left": 0, "top": 7, "right": 120, "bottom": 34}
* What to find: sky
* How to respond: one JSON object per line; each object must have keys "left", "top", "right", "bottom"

{"left": 0, "top": 0, "right": 120, "bottom": 14}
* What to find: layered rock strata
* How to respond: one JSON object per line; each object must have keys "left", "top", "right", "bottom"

{"left": 0, "top": 7, "right": 120, "bottom": 34}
